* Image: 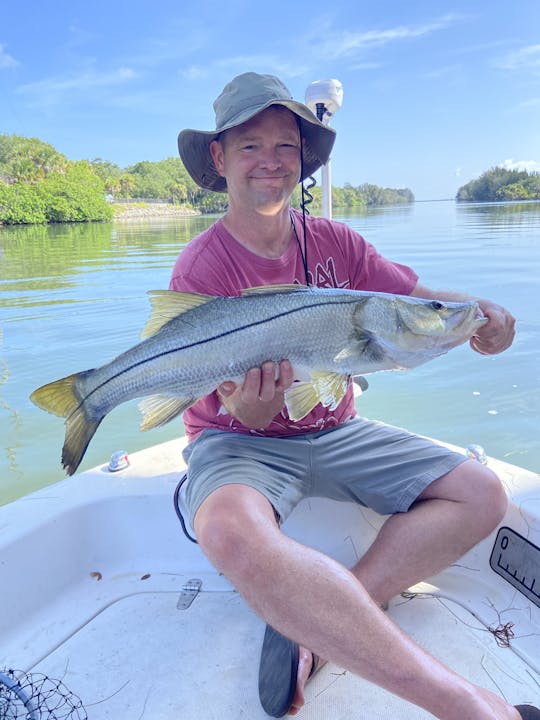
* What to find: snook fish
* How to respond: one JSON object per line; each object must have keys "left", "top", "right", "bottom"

{"left": 31, "top": 285, "right": 486, "bottom": 475}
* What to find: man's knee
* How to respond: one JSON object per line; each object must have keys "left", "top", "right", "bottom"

{"left": 422, "top": 459, "right": 508, "bottom": 534}
{"left": 476, "top": 466, "right": 508, "bottom": 531}
{"left": 451, "top": 461, "right": 508, "bottom": 533}
{"left": 193, "top": 484, "right": 279, "bottom": 575}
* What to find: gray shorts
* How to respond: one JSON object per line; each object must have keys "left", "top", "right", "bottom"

{"left": 181, "top": 417, "right": 468, "bottom": 532}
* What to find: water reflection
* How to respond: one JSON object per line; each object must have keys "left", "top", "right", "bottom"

{"left": 335, "top": 203, "right": 414, "bottom": 221}
{"left": 0, "top": 217, "right": 216, "bottom": 302}
{"left": 456, "top": 200, "right": 540, "bottom": 227}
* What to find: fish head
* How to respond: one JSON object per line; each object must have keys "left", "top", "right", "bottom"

{"left": 395, "top": 296, "right": 487, "bottom": 345}
{"left": 351, "top": 294, "right": 488, "bottom": 367}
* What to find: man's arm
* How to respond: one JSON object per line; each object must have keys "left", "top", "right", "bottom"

{"left": 410, "top": 283, "right": 516, "bottom": 355}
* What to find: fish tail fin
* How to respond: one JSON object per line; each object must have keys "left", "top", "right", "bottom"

{"left": 30, "top": 372, "right": 103, "bottom": 476}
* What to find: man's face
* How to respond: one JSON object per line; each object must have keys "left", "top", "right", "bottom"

{"left": 210, "top": 106, "right": 302, "bottom": 215}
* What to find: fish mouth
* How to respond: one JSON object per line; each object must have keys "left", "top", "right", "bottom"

{"left": 476, "top": 310, "right": 488, "bottom": 324}
{"left": 447, "top": 304, "right": 488, "bottom": 337}
{"left": 469, "top": 303, "right": 488, "bottom": 332}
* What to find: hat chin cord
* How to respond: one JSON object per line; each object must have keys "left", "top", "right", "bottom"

{"left": 295, "top": 120, "right": 316, "bottom": 287}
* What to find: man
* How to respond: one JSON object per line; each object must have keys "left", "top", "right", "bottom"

{"left": 171, "top": 72, "right": 536, "bottom": 719}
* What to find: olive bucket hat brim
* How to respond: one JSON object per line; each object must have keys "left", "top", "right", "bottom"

{"left": 178, "top": 72, "right": 336, "bottom": 193}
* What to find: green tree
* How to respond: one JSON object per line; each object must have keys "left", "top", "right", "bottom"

{"left": 0, "top": 134, "right": 67, "bottom": 183}
{"left": 37, "top": 161, "right": 113, "bottom": 222}
{"left": 126, "top": 156, "right": 200, "bottom": 202}
{"left": 495, "top": 183, "right": 533, "bottom": 201}
{"left": 0, "top": 182, "right": 47, "bottom": 223}
{"left": 456, "top": 166, "right": 539, "bottom": 202}
{"left": 117, "top": 173, "right": 136, "bottom": 198}
{"left": 89, "top": 158, "right": 123, "bottom": 194}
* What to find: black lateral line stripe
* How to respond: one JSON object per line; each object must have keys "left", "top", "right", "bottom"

{"left": 68, "top": 295, "right": 360, "bottom": 419}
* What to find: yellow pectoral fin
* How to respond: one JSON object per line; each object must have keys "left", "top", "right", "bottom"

{"left": 141, "top": 290, "right": 214, "bottom": 338}
{"left": 285, "top": 372, "right": 349, "bottom": 421}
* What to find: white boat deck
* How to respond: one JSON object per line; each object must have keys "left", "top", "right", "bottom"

{"left": 1, "top": 438, "right": 540, "bottom": 718}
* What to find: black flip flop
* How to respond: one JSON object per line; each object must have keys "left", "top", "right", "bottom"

{"left": 516, "top": 706, "right": 540, "bottom": 719}
{"left": 258, "top": 625, "right": 299, "bottom": 717}
{"left": 258, "top": 625, "right": 323, "bottom": 717}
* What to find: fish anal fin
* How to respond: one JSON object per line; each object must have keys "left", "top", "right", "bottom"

{"left": 285, "top": 371, "right": 349, "bottom": 421}
{"left": 141, "top": 290, "right": 213, "bottom": 338}
{"left": 285, "top": 382, "right": 320, "bottom": 421}
{"left": 138, "top": 394, "right": 195, "bottom": 431}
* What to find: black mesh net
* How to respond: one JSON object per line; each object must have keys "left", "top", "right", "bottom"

{"left": 0, "top": 670, "right": 87, "bottom": 720}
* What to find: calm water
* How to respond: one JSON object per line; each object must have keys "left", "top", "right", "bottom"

{"left": 1, "top": 201, "right": 539, "bottom": 505}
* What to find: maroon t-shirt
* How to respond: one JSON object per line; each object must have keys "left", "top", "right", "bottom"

{"left": 170, "top": 209, "right": 418, "bottom": 440}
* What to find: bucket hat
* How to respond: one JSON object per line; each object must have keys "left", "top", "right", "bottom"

{"left": 178, "top": 72, "right": 336, "bottom": 192}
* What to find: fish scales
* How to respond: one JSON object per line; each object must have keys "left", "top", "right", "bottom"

{"left": 80, "top": 291, "right": 360, "bottom": 407}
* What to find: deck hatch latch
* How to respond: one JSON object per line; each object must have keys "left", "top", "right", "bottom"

{"left": 177, "top": 578, "right": 202, "bottom": 609}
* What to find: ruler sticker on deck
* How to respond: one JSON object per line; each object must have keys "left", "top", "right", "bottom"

{"left": 489, "top": 526, "right": 540, "bottom": 608}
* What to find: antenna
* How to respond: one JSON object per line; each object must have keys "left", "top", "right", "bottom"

{"left": 305, "top": 79, "right": 343, "bottom": 218}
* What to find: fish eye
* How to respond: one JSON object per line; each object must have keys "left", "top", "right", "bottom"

{"left": 430, "top": 301, "right": 444, "bottom": 311}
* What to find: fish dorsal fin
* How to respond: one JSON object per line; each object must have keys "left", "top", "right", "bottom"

{"left": 285, "top": 371, "right": 349, "bottom": 421}
{"left": 141, "top": 290, "right": 213, "bottom": 338}
{"left": 138, "top": 394, "right": 196, "bottom": 431}
{"left": 240, "top": 283, "right": 306, "bottom": 296}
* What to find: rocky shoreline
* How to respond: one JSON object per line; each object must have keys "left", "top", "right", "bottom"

{"left": 112, "top": 202, "right": 201, "bottom": 222}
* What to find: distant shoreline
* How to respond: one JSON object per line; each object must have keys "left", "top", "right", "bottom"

{"left": 112, "top": 202, "right": 200, "bottom": 222}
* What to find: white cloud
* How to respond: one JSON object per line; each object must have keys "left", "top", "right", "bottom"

{"left": 180, "top": 65, "right": 208, "bottom": 81}
{"left": 350, "top": 62, "right": 383, "bottom": 71}
{"left": 170, "top": 15, "right": 461, "bottom": 87}
{"left": 0, "top": 43, "right": 18, "bottom": 69}
{"left": 518, "top": 97, "right": 540, "bottom": 108}
{"left": 501, "top": 158, "right": 540, "bottom": 173}
{"left": 17, "top": 67, "right": 137, "bottom": 107}
{"left": 215, "top": 55, "right": 309, "bottom": 79}
{"left": 20, "top": 67, "right": 136, "bottom": 94}
{"left": 320, "top": 14, "right": 461, "bottom": 59}
{"left": 425, "top": 64, "right": 462, "bottom": 79}
{"left": 496, "top": 44, "right": 540, "bottom": 72}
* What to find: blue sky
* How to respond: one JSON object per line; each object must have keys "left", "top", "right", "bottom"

{"left": 1, "top": 0, "right": 539, "bottom": 200}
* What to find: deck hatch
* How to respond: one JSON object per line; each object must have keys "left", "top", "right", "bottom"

{"left": 489, "top": 526, "right": 540, "bottom": 608}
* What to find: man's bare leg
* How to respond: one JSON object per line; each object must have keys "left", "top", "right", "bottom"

{"left": 194, "top": 481, "right": 518, "bottom": 720}
{"left": 352, "top": 460, "right": 507, "bottom": 603}
{"left": 289, "top": 460, "right": 508, "bottom": 713}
